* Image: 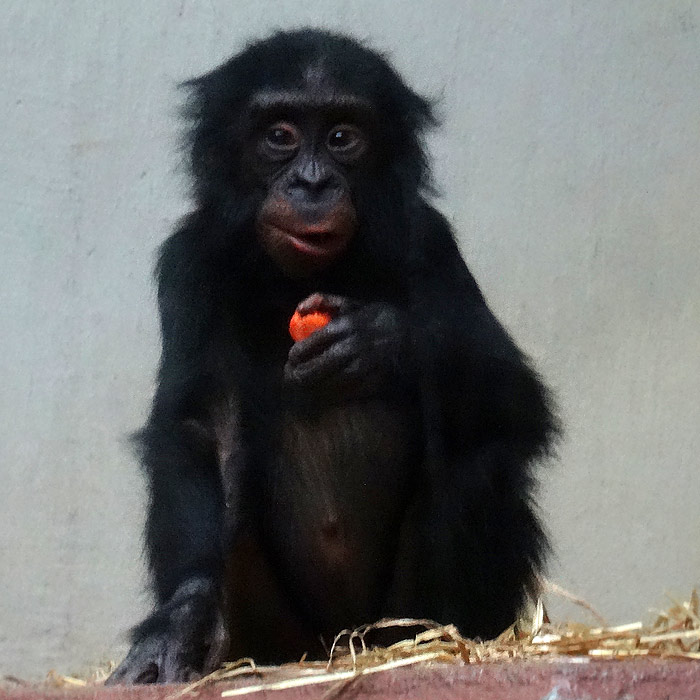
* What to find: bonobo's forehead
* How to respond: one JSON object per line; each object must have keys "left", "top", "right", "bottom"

{"left": 246, "top": 86, "right": 375, "bottom": 122}
{"left": 232, "top": 31, "right": 407, "bottom": 114}
{"left": 246, "top": 59, "right": 369, "bottom": 113}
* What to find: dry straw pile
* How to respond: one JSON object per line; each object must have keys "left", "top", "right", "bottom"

{"left": 185, "top": 588, "right": 700, "bottom": 697}
{"left": 40, "top": 587, "right": 700, "bottom": 696}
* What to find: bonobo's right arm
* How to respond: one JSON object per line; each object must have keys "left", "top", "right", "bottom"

{"left": 107, "top": 224, "right": 233, "bottom": 684}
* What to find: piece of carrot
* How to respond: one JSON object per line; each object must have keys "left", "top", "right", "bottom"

{"left": 289, "top": 310, "right": 332, "bottom": 342}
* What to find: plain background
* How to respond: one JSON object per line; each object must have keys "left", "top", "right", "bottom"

{"left": 1, "top": 0, "right": 698, "bottom": 679}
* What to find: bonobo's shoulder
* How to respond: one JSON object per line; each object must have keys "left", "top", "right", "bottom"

{"left": 412, "top": 200, "right": 450, "bottom": 230}
{"left": 409, "top": 202, "right": 482, "bottom": 297}
{"left": 410, "top": 202, "right": 460, "bottom": 257}
{"left": 154, "top": 213, "right": 218, "bottom": 298}
{"left": 157, "top": 211, "right": 220, "bottom": 270}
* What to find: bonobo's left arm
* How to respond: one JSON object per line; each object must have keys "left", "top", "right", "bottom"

{"left": 283, "top": 204, "right": 556, "bottom": 638}
{"left": 404, "top": 204, "right": 558, "bottom": 637}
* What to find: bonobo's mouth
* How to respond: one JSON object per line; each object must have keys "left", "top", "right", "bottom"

{"left": 280, "top": 226, "right": 344, "bottom": 258}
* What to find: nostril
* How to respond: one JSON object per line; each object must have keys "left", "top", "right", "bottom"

{"left": 287, "top": 175, "right": 338, "bottom": 200}
{"left": 308, "top": 176, "right": 333, "bottom": 194}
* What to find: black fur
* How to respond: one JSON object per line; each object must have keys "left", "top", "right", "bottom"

{"left": 107, "top": 29, "right": 557, "bottom": 685}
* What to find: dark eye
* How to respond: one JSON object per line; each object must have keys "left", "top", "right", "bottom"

{"left": 262, "top": 122, "right": 300, "bottom": 156}
{"left": 326, "top": 124, "right": 366, "bottom": 159}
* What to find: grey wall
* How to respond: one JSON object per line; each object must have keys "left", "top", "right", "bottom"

{"left": 1, "top": 0, "right": 698, "bottom": 679}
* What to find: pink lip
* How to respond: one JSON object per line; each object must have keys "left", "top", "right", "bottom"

{"left": 284, "top": 229, "right": 339, "bottom": 257}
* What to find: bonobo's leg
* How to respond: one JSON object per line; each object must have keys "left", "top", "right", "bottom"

{"left": 107, "top": 421, "right": 228, "bottom": 684}
{"left": 386, "top": 445, "right": 547, "bottom": 640}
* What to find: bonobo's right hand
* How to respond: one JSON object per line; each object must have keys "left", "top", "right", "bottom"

{"left": 105, "top": 580, "right": 228, "bottom": 685}
{"left": 284, "top": 293, "right": 408, "bottom": 397}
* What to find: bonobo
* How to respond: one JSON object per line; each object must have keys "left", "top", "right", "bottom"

{"left": 107, "top": 28, "right": 557, "bottom": 684}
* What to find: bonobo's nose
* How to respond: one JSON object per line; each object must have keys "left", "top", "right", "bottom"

{"left": 286, "top": 159, "right": 341, "bottom": 204}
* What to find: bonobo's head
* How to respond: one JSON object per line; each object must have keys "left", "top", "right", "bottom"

{"left": 184, "top": 29, "right": 436, "bottom": 278}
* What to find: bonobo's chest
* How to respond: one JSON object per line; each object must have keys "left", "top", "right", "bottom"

{"left": 265, "top": 397, "right": 419, "bottom": 629}
{"left": 274, "top": 398, "right": 416, "bottom": 512}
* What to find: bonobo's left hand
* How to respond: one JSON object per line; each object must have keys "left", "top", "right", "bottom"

{"left": 284, "top": 293, "right": 408, "bottom": 396}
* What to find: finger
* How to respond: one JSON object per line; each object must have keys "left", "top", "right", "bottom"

{"left": 295, "top": 293, "right": 327, "bottom": 314}
{"left": 296, "top": 294, "right": 358, "bottom": 316}
{"left": 160, "top": 646, "right": 192, "bottom": 684}
{"left": 288, "top": 316, "right": 353, "bottom": 364}
{"left": 203, "top": 616, "right": 229, "bottom": 674}
{"left": 105, "top": 647, "right": 159, "bottom": 685}
{"left": 285, "top": 337, "right": 357, "bottom": 385}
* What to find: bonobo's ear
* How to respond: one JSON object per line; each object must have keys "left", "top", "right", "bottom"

{"left": 391, "top": 77, "right": 439, "bottom": 136}
{"left": 178, "top": 68, "right": 244, "bottom": 196}
{"left": 408, "top": 92, "right": 438, "bottom": 133}
{"left": 392, "top": 87, "right": 439, "bottom": 194}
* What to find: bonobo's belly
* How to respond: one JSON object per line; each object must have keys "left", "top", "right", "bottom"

{"left": 267, "top": 399, "right": 416, "bottom": 632}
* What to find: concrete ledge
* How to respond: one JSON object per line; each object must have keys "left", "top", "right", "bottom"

{"left": 3, "top": 660, "right": 700, "bottom": 700}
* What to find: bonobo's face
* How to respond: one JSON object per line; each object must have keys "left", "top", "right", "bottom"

{"left": 243, "top": 77, "right": 374, "bottom": 278}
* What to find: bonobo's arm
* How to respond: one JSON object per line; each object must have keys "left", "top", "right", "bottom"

{"left": 283, "top": 207, "right": 558, "bottom": 638}
{"left": 108, "top": 226, "right": 233, "bottom": 684}
{"left": 400, "top": 204, "right": 558, "bottom": 637}
{"left": 107, "top": 417, "right": 228, "bottom": 684}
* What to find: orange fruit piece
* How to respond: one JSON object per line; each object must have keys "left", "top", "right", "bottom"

{"left": 289, "top": 310, "right": 332, "bottom": 342}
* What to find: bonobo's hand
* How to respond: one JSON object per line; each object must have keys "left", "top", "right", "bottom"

{"left": 284, "top": 293, "right": 408, "bottom": 396}
{"left": 105, "top": 580, "right": 227, "bottom": 685}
